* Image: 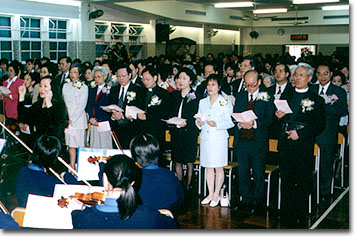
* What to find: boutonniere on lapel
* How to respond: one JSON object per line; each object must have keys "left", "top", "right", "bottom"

{"left": 300, "top": 98, "right": 315, "bottom": 113}
{"left": 65, "top": 78, "right": 71, "bottom": 84}
{"left": 90, "top": 81, "right": 96, "bottom": 88}
{"left": 158, "top": 81, "right": 169, "bottom": 90}
{"left": 148, "top": 95, "right": 162, "bottom": 107}
{"left": 101, "top": 85, "right": 111, "bottom": 95}
{"left": 112, "top": 75, "right": 117, "bottom": 82}
{"left": 186, "top": 92, "right": 196, "bottom": 103}
{"left": 126, "top": 91, "right": 136, "bottom": 102}
{"left": 328, "top": 94, "right": 338, "bottom": 105}
{"left": 73, "top": 80, "right": 84, "bottom": 89}
{"left": 219, "top": 98, "right": 229, "bottom": 106}
{"left": 256, "top": 92, "right": 270, "bottom": 102}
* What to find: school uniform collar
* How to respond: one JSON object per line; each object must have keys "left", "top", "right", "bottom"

{"left": 142, "top": 163, "right": 159, "bottom": 170}
{"left": 96, "top": 197, "right": 118, "bottom": 213}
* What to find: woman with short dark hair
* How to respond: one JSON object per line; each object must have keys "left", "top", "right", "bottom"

{"left": 15, "top": 135, "right": 78, "bottom": 207}
{"left": 130, "top": 133, "right": 184, "bottom": 211}
{"left": 71, "top": 154, "right": 176, "bottom": 229}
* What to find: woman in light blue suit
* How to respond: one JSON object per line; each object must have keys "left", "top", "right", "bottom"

{"left": 196, "top": 74, "right": 234, "bottom": 207}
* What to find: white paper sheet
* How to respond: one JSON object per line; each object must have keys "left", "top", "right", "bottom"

{"left": 97, "top": 121, "right": 111, "bottom": 132}
{"left": 232, "top": 110, "right": 258, "bottom": 122}
{"left": 0, "top": 138, "right": 7, "bottom": 154}
{"left": 163, "top": 117, "right": 187, "bottom": 125}
{"left": 125, "top": 105, "right": 145, "bottom": 120}
{"left": 194, "top": 113, "right": 208, "bottom": 122}
{"left": 76, "top": 147, "right": 132, "bottom": 181}
{"left": 274, "top": 99, "right": 293, "bottom": 114}
{"left": 100, "top": 104, "right": 123, "bottom": 112}
{"left": 23, "top": 194, "right": 74, "bottom": 229}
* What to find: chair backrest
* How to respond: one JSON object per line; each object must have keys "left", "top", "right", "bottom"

{"left": 269, "top": 139, "right": 278, "bottom": 153}
{"left": 11, "top": 207, "right": 26, "bottom": 227}
{"left": 165, "top": 129, "right": 171, "bottom": 142}
{"left": 0, "top": 114, "right": 4, "bottom": 123}
{"left": 338, "top": 133, "right": 345, "bottom": 145}
{"left": 229, "top": 135, "right": 234, "bottom": 149}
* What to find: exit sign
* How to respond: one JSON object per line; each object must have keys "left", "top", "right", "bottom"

{"left": 291, "top": 34, "right": 308, "bottom": 40}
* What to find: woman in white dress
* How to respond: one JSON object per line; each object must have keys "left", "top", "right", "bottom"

{"left": 62, "top": 64, "right": 89, "bottom": 170}
{"left": 196, "top": 74, "right": 234, "bottom": 207}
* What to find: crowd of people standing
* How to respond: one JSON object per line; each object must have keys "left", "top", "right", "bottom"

{"left": 0, "top": 49, "right": 349, "bottom": 228}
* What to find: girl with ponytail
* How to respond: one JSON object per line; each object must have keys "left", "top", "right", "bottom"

{"left": 71, "top": 154, "right": 176, "bottom": 229}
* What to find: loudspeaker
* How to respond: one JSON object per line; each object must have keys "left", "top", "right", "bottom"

{"left": 156, "top": 23, "right": 170, "bottom": 43}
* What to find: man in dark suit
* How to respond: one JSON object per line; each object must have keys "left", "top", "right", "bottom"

{"left": 232, "top": 56, "right": 255, "bottom": 94}
{"left": 108, "top": 63, "right": 144, "bottom": 149}
{"left": 311, "top": 63, "right": 348, "bottom": 200}
{"left": 233, "top": 70, "right": 274, "bottom": 211}
{"left": 136, "top": 67, "right": 171, "bottom": 165}
{"left": 276, "top": 63, "right": 325, "bottom": 227}
{"left": 195, "top": 63, "right": 217, "bottom": 99}
{"left": 129, "top": 61, "right": 144, "bottom": 88}
{"left": 55, "top": 56, "right": 71, "bottom": 91}
{"left": 267, "top": 63, "right": 295, "bottom": 139}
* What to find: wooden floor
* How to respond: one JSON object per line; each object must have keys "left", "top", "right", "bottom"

{"left": 0, "top": 138, "right": 350, "bottom": 230}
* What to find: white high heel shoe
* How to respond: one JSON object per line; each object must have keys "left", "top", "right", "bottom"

{"left": 201, "top": 197, "right": 212, "bottom": 205}
{"left": 210, "top": 197, "right": 220, "bottom": 207}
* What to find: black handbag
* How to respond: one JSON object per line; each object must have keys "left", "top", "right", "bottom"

{"left": 282, "top": 121, "right": 307, "bottom": 135}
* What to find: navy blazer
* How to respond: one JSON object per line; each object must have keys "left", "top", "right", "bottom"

{"left": 86, "top": 84, "right": 111, "bottom": 122}
{"left": 233, "top": 90, "right": 275, "bottom": 150}
{"left": 310, "top": 83, "right": 348, "bottom": 145}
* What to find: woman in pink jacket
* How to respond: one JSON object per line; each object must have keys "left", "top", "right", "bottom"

{"left": 2, "top": 63, "right": 23, "bottom": 132}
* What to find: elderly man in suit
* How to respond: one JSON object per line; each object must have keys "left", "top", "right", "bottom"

{"left": 276, "top": 63, "right": 325, "bottom": 227}
{"left": 311, "top": 63, "right": 347, "bottom": 201}
{"left": 109, "top": 63, "right": 144, "bottom": 149}
{"left": 234, "top": 70, "right": 274, "bottom": 212}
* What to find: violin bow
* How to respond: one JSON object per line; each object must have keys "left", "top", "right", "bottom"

{"left": 0, "top": 121, "right": 92, "bottom": 187}
{"left": 0, "top": 200, "right": 10, "bottom": 215}
{"left": 111, "top": 131, "right": 124, "bottom": 154}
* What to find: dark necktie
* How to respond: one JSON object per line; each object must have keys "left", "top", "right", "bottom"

{"left": 277, "top": 87, "right": 282, "bottom": 95}
{"left": 145, "top": 89, "right": 153, "bottom": 108}
{"left": 118, "top": 86, "right": 124, "bottom": 109}
{"left": 239, "top": 93, "right": 255, "bottom": 141}
{"left": 320, "top": 87, "right": 325, "bottom": 95}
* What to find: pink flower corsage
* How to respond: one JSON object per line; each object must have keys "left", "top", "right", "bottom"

{"left": 102, "top": 88, "right": 107, "bottom": 94}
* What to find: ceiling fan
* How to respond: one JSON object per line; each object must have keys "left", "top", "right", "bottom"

{"left": 282, "top": 6, "right": 308, "bottom": 25}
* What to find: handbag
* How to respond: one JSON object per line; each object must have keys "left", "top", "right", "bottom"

{"left": 282, "top": 121, "right": 307, "bottom": 136}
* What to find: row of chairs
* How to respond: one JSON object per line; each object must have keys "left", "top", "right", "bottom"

{"left": 165, "top": 129, "right": 347, "bottom": 213}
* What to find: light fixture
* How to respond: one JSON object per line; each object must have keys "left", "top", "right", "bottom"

{"left": 214, "top": 2, "right": 254, "bottom": 8}
{"left": 322, "top": 5, "right": 349, "bottom": 10}
{"left": 253, "top": 8, "right": 288, "bottom": 14}
{"left": 293, "top": 0, "right": 339, "bottom": 4}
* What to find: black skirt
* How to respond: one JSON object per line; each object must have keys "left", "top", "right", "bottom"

{"left": 170, "top": 127, "right": 198, "bottom": 164}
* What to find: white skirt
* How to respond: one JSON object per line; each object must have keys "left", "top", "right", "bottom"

{"left": 65, "top": 128, "right": 85, "bottom": 148}
{"left": 200, "top": 138, "right": 228, "bottom": 168}
{"left": 89, "top": 125, "right": 113, "bottom": 149}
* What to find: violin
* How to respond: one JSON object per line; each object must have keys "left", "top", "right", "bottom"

{"left": 57, "top": 192, "right": 106, "bottom": 208}
{"left": 87, "top": 156, "right": 111, "bottom": 164}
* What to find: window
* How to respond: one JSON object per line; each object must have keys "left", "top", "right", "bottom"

{"left": 0, "top": 16, "right": 12, "bottom": 60}
{"left": 49, "top": 19, "right": 67, "bottom": 39}
{"left": 49, "top": 41, "right": 67, "bottom": 61}
{"left": 110, "top": 23, "right": 126, "bottom": 41}
{"left": 95, "top": 22, "right": 108, "bottom": 41}
{"left": 20, "top": 17, "right": 41, "bottom": 38}
{"left": 21, "top": 41, "right": 42, "bottom": 61}
{"left": 49, "top": 19, "right": 67, "bottom": 62}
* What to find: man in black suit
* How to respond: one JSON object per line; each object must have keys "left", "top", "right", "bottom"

{"left": 55, "top": 56, "right": 71, "bottom": 91}
{"left": 195, "top": 63, "right": 217, "bottom": 99}
{"left": 311, "top": 63, "right": 348, "bottom": 200}
{"left": 108, "top": 63, "right": 144, "bottom": 148}
{"left": 136, "top": 67, "right": 171, "bottom": 163}
{"left": 267, "top": 63, "right": 295, "bottom": 139}
{"left": 232, "top": 57, "right": 255, "bottom": 94}
{"left": 234, "top": 70, "right": 274, "bottom": 211}
{"left": 276, "top": 63, "right": 325, "bottom": 226}
{"left": 129, "top": 61, "right": 144, "bottom": 88}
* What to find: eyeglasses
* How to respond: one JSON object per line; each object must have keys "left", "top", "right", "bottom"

{"left": 316, "top": 71, "right": 330, "bottom": 76}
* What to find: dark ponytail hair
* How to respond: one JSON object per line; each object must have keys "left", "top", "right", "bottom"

{"left": 103, "top": 154, "right": 142, "bottom": 220}
{"left": 30, "top": 135, "right": 62, "bottom": 172}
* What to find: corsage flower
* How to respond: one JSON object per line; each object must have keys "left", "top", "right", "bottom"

{"left": 65, "top": 78, "right": 71, "bottom": 84}
{"left": 300, "top": 98, "right": 314, "bottom": 113}
{"left": 186, "top": 92, "right": 196, "bottom": 103}
{"left": 159, "top": 81, "right": 169, "bottom": 90}
{"left": 219, "top": 98, "right": 229, "bottom": 106}
{"left": 329, "top": 94, "right": 338, "bottom": 105}
{"left": 126, "top": 91, "right": 136, "bottom": 102}
{"left": 74, "top": 80, "right": 83, "bottom": 89}
{"left": 90, "top": 81, "right": 96, "bottom": 88}
{"left": 256, "top": 92, "right": 270, "bottom": 102}
{"left": 148, "top": 95, "right": 162, "bottom": 107}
